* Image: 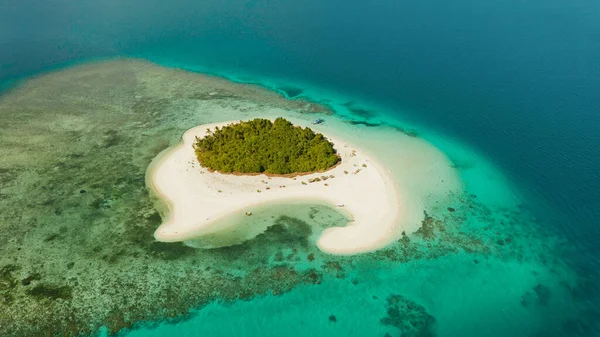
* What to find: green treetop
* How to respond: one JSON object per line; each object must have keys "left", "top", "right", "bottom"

{"left": 193, "top": 118, "right": 340, "bottom": 175}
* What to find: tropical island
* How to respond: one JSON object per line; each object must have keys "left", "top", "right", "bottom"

{"left": 0, "top": 60, "right": 467, "bottom": 336}
{"left": 194, "top": 118, "right": 340, "bottom": 175}
{"left": 147, "top": 118, "right": 411, "bottom": 255}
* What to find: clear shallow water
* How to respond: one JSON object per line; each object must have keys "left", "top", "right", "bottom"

{"left": 118, "top": 75, "right": 579, "bottom": 337}
{"left": 0, "top": 60, "right": 589, "bottom": 337}
{"left": 1, "top": 0, "right": 599, "bottom": 336}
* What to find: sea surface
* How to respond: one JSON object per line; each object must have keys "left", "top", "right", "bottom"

{"left": 1, "top": 0, "right": 599, "bottom": 336}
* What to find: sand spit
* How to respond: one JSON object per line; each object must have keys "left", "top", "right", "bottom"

{"left": 148, "top": 120, "right": 403, "bottom": 255}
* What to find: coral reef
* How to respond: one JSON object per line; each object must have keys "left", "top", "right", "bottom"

{"left": 277, "top": 86, "right": 303, "bottom": 99}
{"left": 0, "top": 59, "right": 590, "bottom": 336}
{"left": 380, "top": 294, "right": 436, "bottom": 337}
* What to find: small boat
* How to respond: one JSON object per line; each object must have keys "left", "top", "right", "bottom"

{"left": 245, "top": 212, "right": 252, "bottom": 216}
{"left": 312, "top": 118, "right": 324, "bottom": 125}
{"left": 335, "top": 203, "right": 344, "bottom": 207}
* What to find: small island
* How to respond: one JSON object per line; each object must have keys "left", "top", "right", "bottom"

{"left": 194, "top": 118, "right": 339, "bottom": 175}
{"left": 147, "top": 118, "right": 405, "bottom": 255}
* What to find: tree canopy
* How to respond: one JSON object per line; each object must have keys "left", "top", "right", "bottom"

{"left": 193, "top": 118, "right": 340, "bottom": 175}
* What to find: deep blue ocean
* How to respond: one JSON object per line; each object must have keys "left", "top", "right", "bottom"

{"left": 1, "top": 0, "right": 599, "bottom": 336}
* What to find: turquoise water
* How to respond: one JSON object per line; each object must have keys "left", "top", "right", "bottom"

{"left": 1, "top": 0, "right": 599, "bottom": 336}
{"left": 115, "top": 70, "right": 575, "bottom": 337}
{"left": 0, "top": 58, "right": 581, "bottom": 337}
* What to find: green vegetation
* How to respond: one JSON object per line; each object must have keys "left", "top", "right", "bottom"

{"left": 193, "top": 118, "right": 340, "bottom": 175}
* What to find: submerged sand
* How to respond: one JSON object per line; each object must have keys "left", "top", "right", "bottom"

{"left": 148, "top": 120, "right": 404, "bottom": 255}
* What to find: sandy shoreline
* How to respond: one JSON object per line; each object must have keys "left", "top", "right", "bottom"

{"left": 146, "top": 119, "right": 405, "bottom": 255}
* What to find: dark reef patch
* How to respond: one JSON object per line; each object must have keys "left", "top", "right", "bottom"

{"left": 0, "top": 265, "right": 19, "bottom": 290}
{"left": 308, "top": 207, "right": 320, "bottom": 220}
{"left": 268, "top": 215, "right": 313, "bottom": 248}
{"left": 150, "top": 242, "right": 196, "bottom": 260}
{"left": 521, "top": 283, "right": 552, "bottom": 307}
{"left": 0, "top": 167, "right": 17, "bottom": 186}
{"left": 98, "top": 129, "right": 125, "bottom": 148}
{"left": 346, "top": 119, "right": 419, "bottom": 138}
{"left": 393, "top": 126, "right": 419, "bottom": 138}
{"left": 343, "top": 101, "right": 378, "bottom": 119}
{"left": 449, "top": 159, "right": 475, "bottom": 170}
{"left": 131, "top": 97, "right": 172, "bottom": 116}
{"left": 533, "top": 283, "right": 552, "bottom": 306}
{"left": 44, "top": 232, "right": 62, "bottom": 242}
{"left": 20, "top": 273, "right": 41, "bottom": 286}
{"left": 380, "top": 294, "right": 436, "bottom": 337}
{"left": 414, "top": 211, "right": 439, "bottom": 240}
{"left": 26, "top": 284, "right": 73, "bottom": 301}
{"left": 348, "top": 120, "right": 382, "bottom": 127}
{"left": 278, "top": 86, "right": 304, "bottom": 99}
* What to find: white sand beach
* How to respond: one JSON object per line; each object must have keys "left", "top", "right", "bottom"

{"left": 147, "top": 119, "right": 408, "bottom": 255}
